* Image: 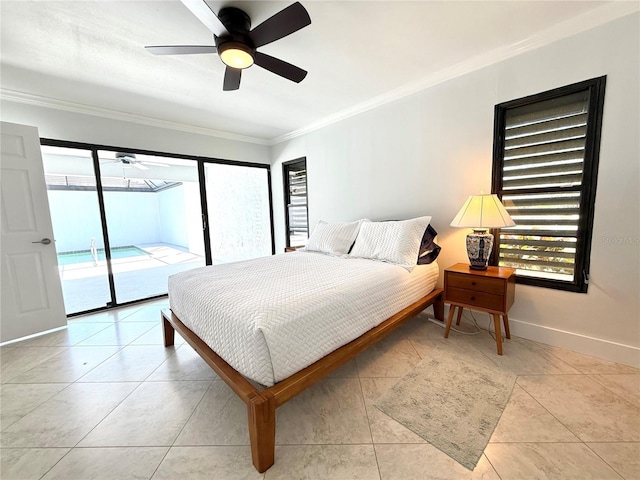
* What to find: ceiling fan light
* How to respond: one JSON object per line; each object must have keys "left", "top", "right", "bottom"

{"left": 219, "top": 42, "right": 254, "bottom": 69}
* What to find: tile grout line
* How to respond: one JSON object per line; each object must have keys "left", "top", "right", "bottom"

{"left": 147, "top": 379, "right": 213, "bottom": 480}
{"left": 1, "top": 303, "right": 171, "bottom": 444}
{"left": 356, "top": 375, "right": 376, "bottom": 447}
{"left": 163, "top": 379, "right": 218, "bottom": 446}
{"left": 515, "top": 368, "right": 635, "bottom": 479}
{"left": 35, "top": 446, "right": 74, "bottom": 480}
{"left": 358, "top": 372, "right": 388, "bottom": 480}
{"left": 65, "top": 380, "right": 145, "bottom": 451}
{"left": 0, "top": 383, "right": 73, "bottom": 433}
{"left": 481, "top": 452, "right": 504, "bottom": 480}
{"left": 70, "top": 345, "right": 126, "bottom": 384}
{"left": 515, "top": 374, "right": 589, "bottom": 448}
{"left": 587, "top": 373, "right": 640, "bottom": 408}
{"left": 1, "top": 347, "right": 73, "bottom": 384}
{"left": 582, "top": 443, "right": 627, "bottom": 480}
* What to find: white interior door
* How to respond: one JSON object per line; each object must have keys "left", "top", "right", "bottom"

{"left": 1, "top": 122, "right": 66, "bottom": 342}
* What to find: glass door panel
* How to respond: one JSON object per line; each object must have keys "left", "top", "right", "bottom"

{"left": 41, "top": 146, "right": 111, "bottom": 315}
{"left": 204, "top": 163, "right": 272, "bottom": 264}
{"left": 98, "top": 151, "right": 205, "bottom": 304}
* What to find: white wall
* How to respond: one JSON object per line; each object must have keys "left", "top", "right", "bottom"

{"left": 272, "top": 13, "right": 640, "bottom": 367}
{"left": 205, "top": 164, "right": 272, "bottom": 263}
{"left": 1, "top": 93, "right": 271, "bottom": 257}
{"left": 103, "top": 191, "right": 161, "bottom": 247}
{"left": 157, "top": 185, "right": 188, "bottom": 248}
{"left": 48, "top": 190, "right": 108, "bottom": 251}
{"left": 0, "top": 102, "right": 270, "bottom": 165}
{"left": 48, "top": 190, "right": 163, "bottom": 250}
{"left": 48, "top": 186, "right": 199, "bottom": 252}
{"left": 183, "top": 182, "right": 205, "bottom": 256}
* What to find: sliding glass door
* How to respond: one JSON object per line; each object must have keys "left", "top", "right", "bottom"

{"left": 204, "top": 162, "right": 272, "bottom": 264}
{"left": 98, "top": 151, "right": 205, "bottom": 304}
{"left": 41, "top": 146, "right": 112, "bottom": 315}
{"left": 41, "top": 140, "right": 273, "bottom": 316}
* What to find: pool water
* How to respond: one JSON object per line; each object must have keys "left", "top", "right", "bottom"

{"left": 57, "top": 246, "right": 148, "bottom": 265}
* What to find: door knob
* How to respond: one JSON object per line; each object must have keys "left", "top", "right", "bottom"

{"left": 32, "top": 238, "right": 52, "bottom": 245}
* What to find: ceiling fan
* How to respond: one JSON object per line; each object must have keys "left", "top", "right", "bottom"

{"left": 102, "top": 153, "right": 169, "bottom": 171}
{"left": 145, "top": 0, "right": 311, "bottom": 91}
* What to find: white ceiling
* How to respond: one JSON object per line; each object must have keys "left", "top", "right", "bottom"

{"left": 1, "top": 1, "right": 636, "bottom": 143}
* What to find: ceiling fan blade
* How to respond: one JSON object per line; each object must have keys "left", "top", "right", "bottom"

{"left": 145, "top": 45, "right": 217, "bottom": 55}
{"left": 180, "top": 0, "right": 229, "bottom": 37}
{"left": 254, "top": 52, "right": 307, "bottom": 83}
{"left": 132, "top": 163, "right": 149, "bottom": 171}
{"left": 142, "top": 162, "right": 170, "bottom": 168}
{"left": 223, "top": 67, "right": 241, "bottom": 91}
{"left": 249, "top": 2, "right": 311, "bottom": 48}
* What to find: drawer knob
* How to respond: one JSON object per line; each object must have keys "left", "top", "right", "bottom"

{"left": 470, "top": 296, "right": 476, "bottom": 301}
{"left": 471, "top": 281, "right": 476, "bottom": 286}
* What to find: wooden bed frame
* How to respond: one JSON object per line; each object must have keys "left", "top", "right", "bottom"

{"left": 161, "top": 287, "right": 444, "bottom": 472}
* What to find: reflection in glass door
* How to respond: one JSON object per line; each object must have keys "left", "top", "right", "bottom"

{"left": 41, "top": 146, "right": 112, "bottom": 315}
{"left": 204, "top": 163, "right": 272, "bottom": 264}
{"left": 99, "top": 151, "right": 206, "bottom": 304}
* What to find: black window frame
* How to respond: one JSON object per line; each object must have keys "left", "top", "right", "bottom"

{"left": 491, "top": 76, "right": 606, "bottom": 293}
{"left": 40, "top": 137, "right": 275, "bottom": 316}
{"left": 283, "top": 157, "right": 309, "bottom": 248}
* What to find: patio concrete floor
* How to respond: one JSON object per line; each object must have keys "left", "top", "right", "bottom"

{"left": 58, "top": 244, "right": 205, "bottom": 315}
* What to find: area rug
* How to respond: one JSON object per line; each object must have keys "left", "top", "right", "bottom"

{"left": 374, "top": 352, "right": 516, "bottom": 470}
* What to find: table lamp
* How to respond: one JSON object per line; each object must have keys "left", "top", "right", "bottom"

{"left": 450, "top": 194, "right": 515, "bottom": 270}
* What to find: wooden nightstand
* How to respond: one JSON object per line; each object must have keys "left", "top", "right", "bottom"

{"left": 284, "top": 246, "right": 304, "bottom": 252}
{"left": 443, "top": 263, "right": 516, "bottom": 355}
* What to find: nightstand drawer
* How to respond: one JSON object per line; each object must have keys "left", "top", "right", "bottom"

{"left": 445, "top": 287, "right": 504, "bottom": 311}
{"left": 446, "top": 272, "right": 505, "bottom": 295}
{"left": 443, "top": 263, "right": 516, "bottom": 356}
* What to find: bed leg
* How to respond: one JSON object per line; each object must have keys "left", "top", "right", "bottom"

{"left": 247, "top": 392, "right": 276, "bottom": 473}
{"left": 433, "top": 293, "right": 445, "bottom": 321}
{"left": 162, "top": 312, "right": 175, "bottom": 347}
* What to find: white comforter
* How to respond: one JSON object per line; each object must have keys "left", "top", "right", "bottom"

{"left": 168, "top": 251, "right": 438, "bottom": 386}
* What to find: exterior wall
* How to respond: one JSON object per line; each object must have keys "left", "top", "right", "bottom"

{"left": 47, "top": 188, "right": 191, "bottom": 252}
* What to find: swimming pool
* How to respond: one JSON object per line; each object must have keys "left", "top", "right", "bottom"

{"left": 57, "top": 246, "right": 148, "bottom": 265}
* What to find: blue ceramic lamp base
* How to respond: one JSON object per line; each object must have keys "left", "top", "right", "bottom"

{"left": 466, "top": 230, "right": 494, "bottom": 270}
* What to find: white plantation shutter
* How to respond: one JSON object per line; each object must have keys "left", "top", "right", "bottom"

{"left": 492, "top": 77, "right": 606, "bottom": 292}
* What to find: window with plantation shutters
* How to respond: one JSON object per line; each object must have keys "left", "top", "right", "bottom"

{"left": 283, "top": 158, "right": 309, "bottom": 248}
{"left": 492, "top": 77, "right": 606, "bottom": 292}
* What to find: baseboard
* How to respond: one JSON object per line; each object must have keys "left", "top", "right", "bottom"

{"left": 505, "top": 317, "right": 639, "bottom": 368}
{"left": 434, "top": 306, "right": 640, "bottom": 368}
{"left": 0, "top": 325, "right": 68, "bottom": 347}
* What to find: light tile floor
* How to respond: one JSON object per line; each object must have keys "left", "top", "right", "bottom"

{"left": 1, "top": 299, "right": 639, "bottom": 480}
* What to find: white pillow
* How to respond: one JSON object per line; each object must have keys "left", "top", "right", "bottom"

{"left": 303, "top": 219, "right": 363, "bottom": 256}
{"left": 349, "top": 216, "right": 432, "bottom": 270}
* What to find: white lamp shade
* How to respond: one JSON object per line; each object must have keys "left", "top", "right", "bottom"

{"left": 450, "top": 194, "right": 515, "bottom": 229}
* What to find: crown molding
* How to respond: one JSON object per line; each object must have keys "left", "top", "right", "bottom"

{"left": 270, "top": 2, "right": 639, "bottom": 145}
{"left": 2, "top": 2, "right": 636, "bottom": 148}
{"left": 0, "top": 89, "right": 271, "bottom": 146}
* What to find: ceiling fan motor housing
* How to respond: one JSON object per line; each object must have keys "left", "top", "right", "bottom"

{"left": 116, "top": 152, "right": 136, "bottom": 164}
{"left": 218, "top": 7, "right": 251, "bottom": 33}
{"left": 215, "top": 7, "right": 256, "bottom": 59}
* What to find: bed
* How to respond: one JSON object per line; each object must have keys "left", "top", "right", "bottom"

{"left": 161, "top": 217, "right": 444, "bottom": 472}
